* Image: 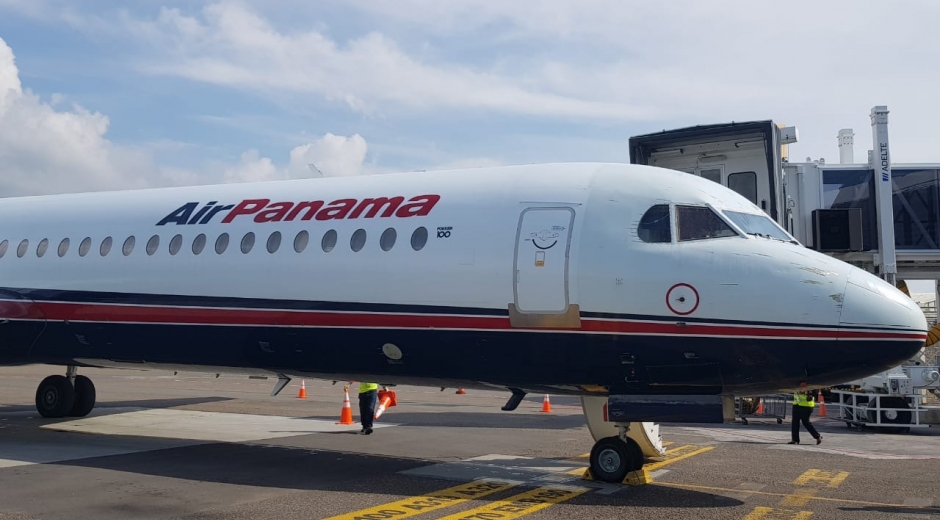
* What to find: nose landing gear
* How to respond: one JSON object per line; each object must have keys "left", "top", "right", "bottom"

{"left": 589, "top": 434, "right": 645, "bottom": 483}
{"left": 35, "top": 366, "right": 96, "bottom": 418}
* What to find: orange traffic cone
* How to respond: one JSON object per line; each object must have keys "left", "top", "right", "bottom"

{"left": 755, "top": 397, "right": 764, "bottom": 415}
{"left": 456, "top": 388, "right": 466, "bottom": 395}
{"left": 374, "top": 394, "right": 393, "bottom": 420}
{"left": 336, "top": 386, "right": 354, "bottom": 425}
{"left": 297, "top": 379, "right": 307, "bottom": 399}
{"left": 817, "top": 390, "right": 827, "bottom": 417}
{"left": 540, "top": 394, "right": 552, "bottom": 413}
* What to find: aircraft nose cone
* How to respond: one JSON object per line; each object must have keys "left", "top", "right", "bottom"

{"left": 840, "top": 271, "right": 926, "bottom": 330}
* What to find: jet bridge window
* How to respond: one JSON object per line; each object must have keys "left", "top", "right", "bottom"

{"left": 638, "top": 204, "right": 672, "bottom": 243}
{"left": 676, "top": 206, "right": 737, "bottom": 241}
{"left": 728, "top": 172, "right": 758, "bottom": 205}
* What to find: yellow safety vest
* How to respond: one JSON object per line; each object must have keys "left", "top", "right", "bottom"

{"left": 359, "top": 382, "right": 378, "bottom": 393}
{"left": 793, "top": 392, "right": 815, "bottom": 407}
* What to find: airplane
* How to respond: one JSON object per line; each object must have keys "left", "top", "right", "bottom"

{"left": 0, "top": 162, "right": 927, "bottom": 483}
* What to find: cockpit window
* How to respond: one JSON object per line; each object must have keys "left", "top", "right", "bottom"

{"left": 676, "top": 205, "right": 738, "bottom": 241}
{"left": 724, "top": 210, "right": 793, "bottom": 242}
{"left": 638, "top": 204, "right": 671, "bottom": 243}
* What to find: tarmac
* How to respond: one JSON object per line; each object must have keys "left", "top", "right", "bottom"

{"left": 2, "top": 364, "right": 940, "bottom": 520}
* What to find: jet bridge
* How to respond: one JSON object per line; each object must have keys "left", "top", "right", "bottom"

{"left": 629, "top": 105, "right": 940, "bottom": 283}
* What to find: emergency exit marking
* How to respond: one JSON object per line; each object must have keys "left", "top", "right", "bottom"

{"left": 792, "top": 469, "right": 850, "bottom": 488}
{"left": 741, "top": 507, "right": 812, "bottom": 520}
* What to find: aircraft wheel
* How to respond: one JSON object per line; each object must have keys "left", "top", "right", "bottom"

{"left": 626, "top": 437, "right": 644, "bottom": 471}
{"left": 68, "top": 375, "right": 96, "bottom": 417}
{"left": 35, "top": 375, "right": 75, "bottom": 418}
{"left": 589, "top": 436, "right": 635, "bottom": 483}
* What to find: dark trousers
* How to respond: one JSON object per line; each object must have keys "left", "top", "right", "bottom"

{"left": 358, "top": 390, "right": 377, "bottom": 429}
{"left": 791, "top": 405, "right": 820, "bottom": 442}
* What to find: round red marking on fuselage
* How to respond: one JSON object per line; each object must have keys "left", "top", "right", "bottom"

{"left": 666, "top": 283, "right": 700, "bottom": 316}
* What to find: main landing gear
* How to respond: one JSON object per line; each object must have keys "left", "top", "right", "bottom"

{"left": 35, "top": 366, "right": 96, "bottom": 418}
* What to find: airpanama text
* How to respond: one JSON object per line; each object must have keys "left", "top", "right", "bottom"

{"left": 156, "top": 195, "right": 441, "bottom": 226}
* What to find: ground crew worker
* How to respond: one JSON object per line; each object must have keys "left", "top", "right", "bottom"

{"left": 358, "top": 382, "right": 378, "bottom": 435}
{"left": 789, "top": 389, "right": 822, "bottom": 445}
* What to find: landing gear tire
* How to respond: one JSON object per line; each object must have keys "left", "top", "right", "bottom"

{"left": 35, "top": 375, "right": 75, "bottom": 418}
{"left": 589, "top": 436, "right": 638, "bottom": 483}
{"left": 69, "top": 375, "right": 96, "bottom": 417}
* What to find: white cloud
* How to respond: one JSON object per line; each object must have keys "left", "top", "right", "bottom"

{"left": 0, "top": 36, "right": 376, "bottom": 196}
{"left": 129, "top": 3, "right": 657, "bottom": 121}
{"left": 223, "top": 149, "right": 281, "bottom": 183}
{"left": 287, "top": 133, "right": 367, "bottom": 178}
{"left": 0, "top": 37, "right": 157, "bottom": 196}
{"left": 119, "top": 1, "right": 940, "bottom": 162}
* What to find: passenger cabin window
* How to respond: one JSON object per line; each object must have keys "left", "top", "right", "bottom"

{"left": 169, "top": 234, "right": 182, "bottom": 255}
{"left": 0, "top": 239, "right": 7, "bottom": 258}
{"left": 322, "top": 230, "right": 337, "bottom": 252}
{"left": 411, "top": 227, "right": 428, "bottom": 251}
{"left": 293, "top": 231, "right": 309, "bottom": 253}
{"left": 146, "top": 235, "right": 160, "bottom": 256}
{"left": 192, "top": 234, "right": 206, "bottom": 255}
{"left": 58, "top": 238, "right": 69, "bottom": 257}
{"left": 380, "top": 228, "right": 396, "bottom": 251}
{"left": 638, "top": 204, "right": 671, "bottom": 243}
{"left": 215, "top": 233, "right": 229, "bottom": 254}
{"left": 37, "top": 238, "right": 49, "bottom": 258}
{"left": 676, "top": 206, "right": 737, "bottom": 241}
{"left": 123, "top": 236, "right": 135, "bottom": 256}
{"left": 17, "top": 239, "right": 28, "bottom": 258}
{"left": 728, "top": 172, "right": 758, "bottom": 205}
{"left": 350, "top": 229, "right": 366, "bottom": 252}
{"left": 100, "top": 237, "right": 112, "bottom": 256}
{"left": 79, "top": 237, "right": 91, "bottom": 257}
{"left": 241, "top": 232, "right": 255, "bottom": 254}
{"left": 266, "top": 231, "right": 281, "bottom": 254}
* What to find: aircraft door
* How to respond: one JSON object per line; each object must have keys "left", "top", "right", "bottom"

{"left": 513, "top": 207, "right": 575, "bottom": 314}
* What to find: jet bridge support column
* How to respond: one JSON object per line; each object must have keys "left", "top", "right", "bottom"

{"left": 871, "top": 105, "right": 897, "bottom": 285}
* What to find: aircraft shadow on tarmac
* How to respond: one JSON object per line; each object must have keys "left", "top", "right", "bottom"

{"left": 0, "top": 397, "right": 233, "bottom": 416}
{"left": 839, "top": 505, "right": 940, "bottom": 515}
{"left": 50, "top": 442, "right": 743, "bottom": 508}
{"left": 301, "top": 411, "right": 588, "bottom": 430}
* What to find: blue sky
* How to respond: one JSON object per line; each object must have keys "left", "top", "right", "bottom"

{"left": 1, "top": 1, "right": 939, "bottom": 199}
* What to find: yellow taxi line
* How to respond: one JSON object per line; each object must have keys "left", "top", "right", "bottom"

{"left": 435, "top": 485, "right": 589, "bottom": 520}
{"left": 321, "top": 479, "right": 518, "bottom": 520}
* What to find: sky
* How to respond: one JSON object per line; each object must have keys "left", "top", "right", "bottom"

{"left": 1, "top": 1, "right": 940, "bottom": 288}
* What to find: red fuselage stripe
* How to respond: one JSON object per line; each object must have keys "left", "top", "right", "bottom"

{"left": 12, "top": 301, "right": 927, "bottom": 341}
